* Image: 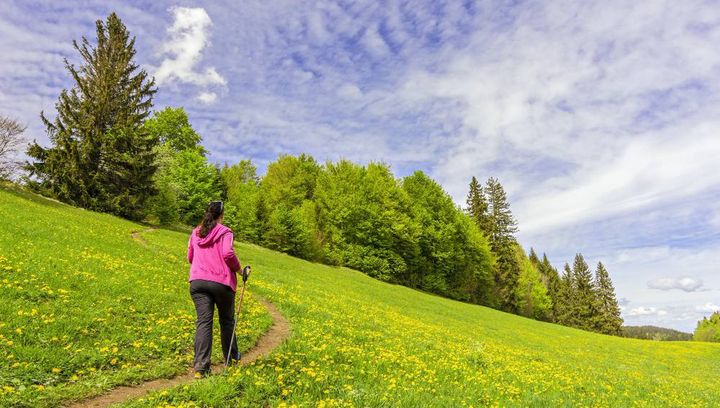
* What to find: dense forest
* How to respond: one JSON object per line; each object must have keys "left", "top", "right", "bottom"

{"left": 622, "top": 326, "right": 692, "bottom": 341}
{"left": 17, "top": 13, "right": 627, "bottom": 335}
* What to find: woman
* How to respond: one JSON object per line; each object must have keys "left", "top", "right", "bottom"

{"left": 187, "top": 201, "right": 242, "bottom": 376}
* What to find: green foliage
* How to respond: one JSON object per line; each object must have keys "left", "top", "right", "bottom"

{"left": 403, "top": 171, "right": 495, "bottom": 303}
{"left": 593, "top": 262, "right": 623, "bottom": 335}
{"left": 465, "top": 176, "right": 492, "bottom": 235}
{"left": 536, "top": 253, "right": 562, "bottom": 322}
{"left": 515, "top": 246, "right": 552, "bottom": 320}
{"left": 557, "top": 263, "right": 577, "bottom": 326}
{"left": 144, "top": 108, "right": 222, "bottom": 226}
{"left": 142, "top": 107, "right": 204, "bottom": 154}
{"left": 314, "top": 160, "right": 416, "bottom": 282}
{"left": 468, "top": 177, "right": 520, "bottom": 313}
{"left": 25, "top": 13, "right": 157, "bottom": 221}
{"left": 257, "top": 155, "right": 322, "bottom": 260}
{"left": 221, "top": 160, "right": 259, "bottom": 242}
{"left": 694, "top": 312, "right": 720, "bottom": 342}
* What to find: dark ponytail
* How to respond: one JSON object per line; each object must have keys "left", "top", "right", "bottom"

{"left": 198, "top": 201, "right": 224, "bottom": 238}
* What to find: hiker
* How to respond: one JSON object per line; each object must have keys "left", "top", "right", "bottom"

{"left": 187, "top": 201, "right": 242, "bottom": 377}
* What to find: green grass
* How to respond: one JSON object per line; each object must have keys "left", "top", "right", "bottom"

{"left": 2, "top": 186, "right": 720, "bottom": 407}
{"left": 0, "top": 187, "right": 271, "bottom": 407}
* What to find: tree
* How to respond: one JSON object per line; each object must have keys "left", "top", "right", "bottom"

{"left": 0, "top": 115, "right": 26, "bottom": 180}
{"left": 143, "top": 107, "right": 204, "bottom": 154}
{"left": 26, "top": 13, "right": 157, "bottom": 220}
{"left": 485, "top": 177, "right": 520, "bottom": 312}
{"left": 466, "top": 176, "right": 492, "bottom": 235}
{"left": 515, "top": 246, "right": 552, "bottom": 320}
{"left": 539, "top": 254, "right": 562, "bottom": 322}
{"left": 258, "top": 154, "right": 322, "bottom": 260}
{"left": 143, "top": 107, "right": 218, "bottom": 225}
{"left": 693, "top": 312, "right": 720, "bottom": 342}
{"left": 557, "top": 263, "right": 576, "bottom": 326}
{"left": 485, "top": 177, "right": 518, "bottom": 243}
{"left": 222, "top": 160, "right": 260, "bottom": 242}
{"left": 593, "top": 262, "right": 623, "bottom": 335}
{"left": 404, "top": 171, "right": 494, "bottom": 303}
{"left": 571, "top": 253, "right": 600, "bottom": 331}
{"left": 314, "top": 160, "right": 418, "bottom": 282}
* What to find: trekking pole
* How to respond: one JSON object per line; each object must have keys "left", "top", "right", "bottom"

{"left": 224, "top": 265, "right": 251, "bottom": 371}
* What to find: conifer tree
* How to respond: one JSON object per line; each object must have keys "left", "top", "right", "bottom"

{"left": 540, "top": 253, "right": 562, "bottom": 322}
{"left": 485, "top": 177, "right": 520, "bottom": 312}
{"left": 572, "top": 253, "right": 600, "bottom": 330}
{"left": 556, "top": 262, "right": 576, "bottom": 326}
{"left": 593, "top": 262, "right": 623, "bottom": 335}
{"left": 485, "top": 177, "right": 518, "bottom": 242}
{"left": 528, "top": 248, "right": 540, "bottom": 265}
{"left": 26, "top": 13, "right": 157, "bottom": 220}
{"left": 465, "top": 176, "right": 492, "bottom": 235}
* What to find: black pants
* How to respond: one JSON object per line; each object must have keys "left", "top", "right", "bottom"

{"left": 189, "top": 279, "right": 239, "bottom": 373}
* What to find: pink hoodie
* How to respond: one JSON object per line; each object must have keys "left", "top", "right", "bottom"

{"left": 187, "top": 223, "right": 241, "bottom": 291}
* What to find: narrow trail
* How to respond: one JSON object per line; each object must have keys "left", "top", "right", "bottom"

{"left": 67, "top": 299, "right": 290, "bottom": 408}
{"left": 129, "top": 227, "right": 157, "bottom": 246}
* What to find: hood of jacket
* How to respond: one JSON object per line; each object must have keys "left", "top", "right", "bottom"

{"left": 195, "top": 223, "right": 231, "bottom": 247}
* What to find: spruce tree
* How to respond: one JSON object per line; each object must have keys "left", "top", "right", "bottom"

{"left": 594, "top": 262, "right": 623, "bottom": 335}
{"left": 528, "top": 248, "right": 540, "bottom": 265}
{"left": 557, "top": 263, "right": 576, "bottom": 326}
{"left": 465, "top": 176, "right": 492, "bottom": 235}
{"left": 485, "top": 177, "right": 520, "bottom": 312}
{"left": 26, "top": 13, "right": 157, "bottom": 220}
{"left": 540, "top": 253, "right": 562, "bottom": 322}
{"left": 485, "top": 177, "right": 518, "bottom": 243}
{"left": 572, "top": 253, "right": 600, "bottom": 331}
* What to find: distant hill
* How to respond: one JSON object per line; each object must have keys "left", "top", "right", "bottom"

{"left": 622, "top": 325, "right": 692, "bottom": 341}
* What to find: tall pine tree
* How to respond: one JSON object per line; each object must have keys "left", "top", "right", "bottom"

{"left": 485, "top": 177, "right": 520, "bottom": 312}
{"left": 572, "top": 253, "right": 600, "bottom": 331}
{"left": 557, "top": 263, "right": 576, "bottom": 326}
{"left": 26, "top": 13, "right": 157, "bottom": 220}
{"left": 465, "top": 176, "right": 492, "bottom": 235}
{"left": 593, "top": 262, "right": 623, "bottom": 335}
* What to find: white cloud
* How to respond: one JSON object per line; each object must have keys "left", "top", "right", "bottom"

{"left": 648, "top": 277, "right": 704, "bottom": 292}
{"left": 197, "top": 92, "right": 217, "bottom": 104}
{"left": 696, "top": 302, "right": 720, "bottom": 313}
{"left": 628, "top": 307, "right": 668, "bottom": 317}
{"left": 154, "top": 7, "right": 226, "bottom": 100}
{"left": 394, "top": 1, "right": 720, "bottom": 237}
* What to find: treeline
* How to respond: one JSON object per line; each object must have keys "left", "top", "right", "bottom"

{"left": 465, "top": 178, "right": 623, "bottom": 335}
{"left": 23, "top": 12, "right": 624, "bottom": 335}
{"left": 693, "top": 312, "right": 720, "bottom": 342}
{"left": 622, "top": 326, "right": 692, "bottom": 341}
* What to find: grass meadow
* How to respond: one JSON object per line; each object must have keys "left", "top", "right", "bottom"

{"left": 1, "top": 186, "right": 720, "bottom": 407}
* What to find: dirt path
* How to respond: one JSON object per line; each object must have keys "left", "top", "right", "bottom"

{"left": 67, "top": 299, "right": 290, "bottom": 408}
{"left": 130, "top": 227, "right": 157, "bottom": 246}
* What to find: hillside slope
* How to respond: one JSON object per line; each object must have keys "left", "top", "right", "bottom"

{"left": 0, "top": 187, "right": 271, "bottom": 407}
{"left": 2, "top": 187, "right": 720, "bottom": 407}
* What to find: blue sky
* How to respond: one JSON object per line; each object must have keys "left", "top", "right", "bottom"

{"left": 2, "top": 0, "right": 719, "bottom": 331}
